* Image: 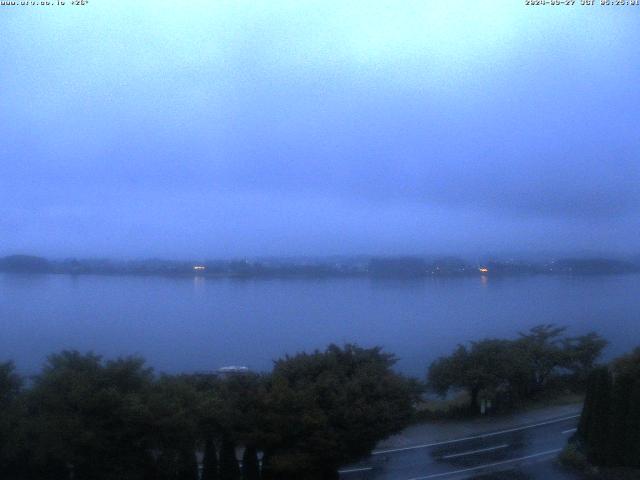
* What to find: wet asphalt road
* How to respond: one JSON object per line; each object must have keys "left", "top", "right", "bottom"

{"left": 339, "top": 415, "right": 582, "bottom": 480}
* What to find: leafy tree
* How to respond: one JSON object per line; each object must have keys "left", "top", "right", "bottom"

{"left": 428, "top": 345, "right": 469, "bottom": 398}
{"left": 562, "top": 332, "right": 608, "bottom": 385}
{"left": 516, "top": 324, "right": 567, "bottom": 393}
{"left": 176, "top": 449, "right": 199, "bottom": 480}
{"left": 428, "top": 340, "right": 528, "bottom": 411}
{"left": 192, "top": 372, "right": 266, "bottom": 480}
{"left": 0, "top": 361, "right": 21, "bottom": 405}
{"left": 428, "top": 326, "right": 606, "bottom": 413}
{"left": 214, "top": 373, "right": 268, "bottom": 447}
{"left": 262, "top": 344, "right": 414, "bottom": 479}
{"left": 187, "top": 373, "right": 222, "bottom": 480}
{"left": 148, "top": 376, "right": 200, "bottom": 480}
{"left": 23, "top": 351, "right": 156, "bottom": 480}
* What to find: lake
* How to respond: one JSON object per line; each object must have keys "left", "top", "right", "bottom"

{"left": 1, "top": 273, "right": 639, "bottom": 377}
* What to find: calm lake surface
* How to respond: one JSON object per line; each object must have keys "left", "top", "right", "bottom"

{"left": 1, "top": 273, "right": 639, "bottom": 377}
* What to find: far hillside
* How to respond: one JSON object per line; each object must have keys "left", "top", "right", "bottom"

{"left": 0, "top": 255, "right": 51, "bottom": 273}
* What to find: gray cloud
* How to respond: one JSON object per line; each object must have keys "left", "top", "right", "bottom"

{"left": 1, "top": 2, "right": 639, "bottom": 258}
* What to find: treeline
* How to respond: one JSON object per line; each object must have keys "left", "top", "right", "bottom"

{"left": 427, "top": 325, "right": 607, "bottom": 413}
{"left": 0, "top": 345, "right": 417, "bottom": 480}
{"left": 576, "top": 348, "right": 640, "bottom": 468}
{"left": 0, "top": 327, "right": 612, "bottom": 479}
{"left": 3, "top": 254, "right": 640, "bottom": 279}
{"left": 0, "top": 255, "right": 359, "bottom": 278}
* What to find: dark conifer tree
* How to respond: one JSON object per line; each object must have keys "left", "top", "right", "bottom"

{"left": 577, "top": 368, "right": 598, "bottom": 442}
{"left": 156, "top": 452, "right": 177, "bottom": 480}
{"left": 623, "top": 378, "right": 640, "bottom": 467}
{"left": 585, "top": 367, "right": 612, "bottom": 466}
{"left": 218, "top": 437, "right": 240, "bottom": 480}
{"left": 607, "top": 371, "right": 633, "bottom": 466}
{"left": 176, "top": 449, "right": 199, "bottom": 480}
{"left": 259, "top": 452, "right": 274, "bottom": 480}
{"left": 201, "top": 438, "right": 219, "bottom": 480}
{"left": 241, "top": 446, "right": 260, "bottom": 480}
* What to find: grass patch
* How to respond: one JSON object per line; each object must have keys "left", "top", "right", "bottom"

{"left": 412, "top": 390, "right": 471, "bottom": 421}
{"left": 412, "top": 390, "right": 584, "bottom": 423}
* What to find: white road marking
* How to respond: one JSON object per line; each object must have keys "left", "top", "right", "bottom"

{"left": 372, "top": 414, "right": 579, "bottom": 455}
{"left": 441, "top": 444, "right": 509, "bottom": 459}
{"left": 561, "top": 428, "right": 577, "bottom": 435}
{"left": 407, "top": 448, "right": 563, "bottom": 480}
{"left": 338, "top": 467, "right": 373, "bottom": 474}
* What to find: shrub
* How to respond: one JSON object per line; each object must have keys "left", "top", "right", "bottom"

{"left": 558, "top": 443, "right": 588, "bottom": 472}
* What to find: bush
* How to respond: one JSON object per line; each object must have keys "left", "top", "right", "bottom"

{"left": 558, "top": 443, "right": 588, "bottom": 472}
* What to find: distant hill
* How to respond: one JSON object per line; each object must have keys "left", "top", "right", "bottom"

{"left": 552, "top": 258, "right": 639, "bottom": 275}
{"left": 368, "top": 257, "right": 428, "bottom": 277}
{"left": 0, "top": 255, "right": 51, "bottom": 273}
{"left": 1, "top": 254, "right": 638, "bottom": 277}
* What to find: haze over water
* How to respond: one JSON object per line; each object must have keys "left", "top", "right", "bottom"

{"left": 2, "top": 273, "right": 638, "bottom": 377}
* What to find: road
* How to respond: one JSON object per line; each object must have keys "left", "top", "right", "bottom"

{"left": 339, "top": 414, "right": 583, "bottom": 480}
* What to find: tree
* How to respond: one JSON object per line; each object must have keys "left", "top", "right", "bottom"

{"left": 428, "top": 326, "right": 606, "bottom": 414}
{"left": 192, "top": 372, "right": 266, "bottom": 480}
{"left": 577, "top": 350, "right": 640, "bottom": 468}
{"left": 0, "top": 361, "right": 21, "bottom": 405}
{"left": 428, "top": 345, "right": 469, "bottom": 398}
{"left": 214, "top": 373, "right": 268, "bottom": 449}
{"left": 516, "top": 324, "right": 567, "bottom": 393}
{"left": 201, "top": 437, "right": 219, "bottom": 480}
{"left": 624, "top": 379, "right": 640, "bottom": 468}
{"left": 607, "top": 366, "right": 633, "bottom": 466}
{"left": 242, "top": 445, "right": 260, "bottom": 480}
{"left": 176, "top": 450, "right": 198, "bottom": 480}
{"left": 24, "top": 351, "right": 156, "bottom": 480}
{"left": 577, "top": 367, "right": 597, "bottom": 443}
{"left": 0, "top": 361, "right": 22, "bottom": 478}
{"left": 262, "top": 344, "right": 414, "bottom": 478}
{"left": 562, "top": 332, "right": 608, "bottom": 385}
{"left": 148, "top": 376, "right": 200, "bottom": 480}
{"left": 428, "top": 340, "right": 528, "bottom": 411}
{"left": 584, "top": 367, "right": 612, "bottom": 465}
{"left": 188, "top": 373, "right": 222, "bottom": 480}
{"left": 611, "top": 348, "right": 640, "bottom": 468}
{"left": 218, "top": 436, "right": 240, "bottom": 480}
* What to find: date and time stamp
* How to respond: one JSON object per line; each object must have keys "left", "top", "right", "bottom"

{"left": 526, "top": 0, "right": 640, "bottom": 5}
{"left": 0, "top": 1, "right": 89, "bottom": 6}
{"left": 1, "top": 0, "right": 639, "bottom": 7}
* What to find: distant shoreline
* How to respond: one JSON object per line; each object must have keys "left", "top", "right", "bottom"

{"left": 2, "top": 253, "right": 639, "bottom": 281}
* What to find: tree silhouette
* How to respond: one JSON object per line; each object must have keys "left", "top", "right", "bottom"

{"left": 201, "top": 437, "right": 219, "bottom": 480}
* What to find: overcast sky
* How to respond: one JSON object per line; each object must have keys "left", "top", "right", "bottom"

{"left": 1, "top": 1, "right": 639, "bottom": 259}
